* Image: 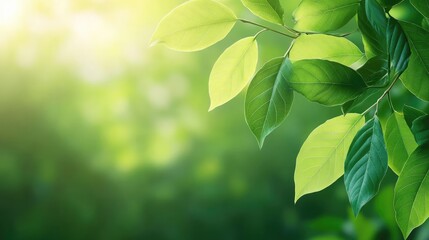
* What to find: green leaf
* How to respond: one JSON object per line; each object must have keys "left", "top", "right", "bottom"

{"left": 390, "top": 0, "right": 425, "bottom": 26}
{"left": 403, "top": 105, "right": 426, "bottom": 129}
{"left": 344, "top": 116, "right": 388, "bottom": 216}
{"left": 294, "top": 114, "right": 365, "bottom": 202}
{"left": 293, "top": 0, "right": 360, "bottom": 32}
{"left": 289, "top": 34, "right": 365, "bottom": 67}
{"left": 411, "top": 115, "right": 429, "bottom": 145}
{"left": 357, "top": 56, "right": 389, "bottom": 86}
{"left": 209, "top": 37, "right": 258, "bottom": 111}
{"left": 400, "top": 22, "right": 429, "bottom": 101}
{"left": 358, "top": 0, "right": 387, "bottom": 58}
{"left": 241, "top": 0, "right": 284, "bottom": 25}
{"left": 287, "top": 59, "right": 366, "bottom": 106}
{"left": 342, "top": 89, "right": 384, "bottom": 114}
{"left": 365, "top": 0, "right": 387, "bottom": 35}
{"left": 245, "top": 58, "right": 293, "bottom": 147}
{"left": 377, "top": 0, "right": 401, "bottom": 8}
{"left": 150, "top": 0, "right": 236, "bottom": 51}
{"left": 387, "top": 19, "right": 411, "bottom": 76}
{"left": 394, "top": 144, "right": 429, "bottom": 239}
{"left": 384, "top": 112, "right": 417, "bottom": 175}
{"left": 411, "top": 0, "right": 429, "bottom": 18}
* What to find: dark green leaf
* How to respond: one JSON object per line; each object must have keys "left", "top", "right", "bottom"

{"left": 342, "top": 89, "right": 384, "bottom": 114}
{"left": 358, "top": 0, "right": 387, "bottom": 58}
{"left": 400, "top": 22, "right": 429, "bottom": 101}
{"left": 403, "top": 105, "right": 426, "bottom": 129}
{"left": 287, "top": 59, "right": 366, "bottom": 106}
{"left": 411, "top": 0, "right": 429, "bottom": 18}
{"left": 377, "top": 0, "right": 401, "bottom": 8}
{"left": 357, "top": 56, "right": 388, "bottom": 86}
{"left": 245, "top": 58, "right": 294, "bottom": 147}
{"left": 394, "top": 144, "right": 429, "bottom": 238}
{"left": 411, "top": 115, "right": 429, "bottom": 145}
{"left": 366, "top": 0, "right": 387, "bottom": 35}
{"left": 387, "top": 18, "right": 411, "bottom": 76}
{"left": 344, "top": 116, "right": 388, "bottom": 216}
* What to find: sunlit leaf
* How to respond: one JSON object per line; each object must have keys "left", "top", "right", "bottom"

{"left": 294, "top": 114, "right": 365, "bottom": 202}
{"left": 400, "top": 22, "right": 429, "bottom": 101}
{"left": 387, "top": 19, "right": 411, "bottom": 76}
{"left": 411, "top": 0, "right": 429, "bottom": 18}
{"left": 394, "top": 144, "right": 429, "bottom": 239}
{"left": 241, "top": 0, "right": 284, "bottom": 25}
{"left": 384, "top": 112, "right": 417, "bottom": 175}
{"left": 293, "top": 0, "right": 360, "bottom": 32}
{"left": 358, "top": 0, "right": 387, "bottom": 58}
{"left": 344, "top": 117, "right": 388, "bottom": 216}
{"left": 209, "top": 37, "right": 258, "bottom": 110}
{"left": 150, "top": 0, "right": 236, "bottom": 51}
{"left": 245, "top": 58, "right": 293, "bottom": 147}
{"left": 287, "top": 59, "right": 366, "bottom": 106}
{"left": 411, "top": 115, "right": 429, "bottom": 145}
{"left": 289, "top": 34, "right": 364, "bottom": 67}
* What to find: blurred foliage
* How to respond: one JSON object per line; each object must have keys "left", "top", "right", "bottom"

{"left": 0, "top": 0, "right": 427, "bottom": 239}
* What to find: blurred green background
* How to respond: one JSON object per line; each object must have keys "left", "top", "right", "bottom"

{"left": 0, "top": 0, "right": 428, "bottom": 239}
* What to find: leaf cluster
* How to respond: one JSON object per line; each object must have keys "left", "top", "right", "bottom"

{"left": 151, "top": 0, "right": 429, "bottom": 238}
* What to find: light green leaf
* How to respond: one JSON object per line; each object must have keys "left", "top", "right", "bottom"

{"left": 289, "top": 34, "right": 365, "bottom": 67}
{"left": 411, "top": 115, "right": 429, "bottom": 145}
{"left": 294, "top": 114, "right": 365, "bottom": 202}
{"left": 241, "top": 0, "right": 284, "bottom": 25}
{"left": 293, "top": 0, "right": 360, "bottom": 32}
{"left": 150, "top": 0, "right": 236, "bottom": 51}
{"left": 394, "top": 144, "right": 429, "bottom": 239}
{"left": 287, "top": 59, "right": 366, "bottom": 106}
{"left": 384, "top": 112, "right": 417, "bottom": 175}
{"left": 390, "top": 0, "right": 426, "bottom": 26}
{"left": 403, "top": 105, "right": 426, "bottom": 129}
{"left": 387, "top": 19, "right": 411, "bottom": 76}
{"left": 365, "top": 0, "right": 387, "bottom": 35}
{"left": 357, "top": 56, "right": 388, "bottom": 86}
{"left": 400, "top": 22, "right": 429, "bottom": 101}
{"left": 411, "top": 0, "right": 429, "bottom": 18}
{"left": 344, "top": 116, "right": 388, "bottom": 216}
{"left": 209, "top": 37, "right": 258, "bottom": 111}
{"left": 358, "top": 0, "right": 387, "bottom": 58}
{"left": 245, "top": 58, "right": 293, "bottom": 147}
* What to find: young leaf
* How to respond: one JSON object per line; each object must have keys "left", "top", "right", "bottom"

{"left": 344, "top": 117, "right": 388, "bottom": 216}
{"left": 411, "top": 115, "right": 429, "bottom": 145}
{"left": 358, "top": 0, "right": 387, "bottom": 58}
{"left": 365, "top": 0, "right": 387, "bottom": 35}
{"left": 394, "top": 144, "right": 429, "bottom": 239}
{"left": 384, "top": 112, "right": 417, "bottom": 175}
{"left": 241, "top": 0, "right": 284, "bottom": 25}
{"left": 294, "top": 114, "right": 365, "bottom": 202}
{"left": 293, "top": 0, "right": 360, "bottom": 32}
{"left": 403, "top": 105, "right": 426, "bottom": 129}
{"left": 289, "top": 34, "right": 365, "bottom": 67}
{"left": 357, "top": 56, "right": 388, "bottom": 86}
{"left": 150, "top": 0, "right": 236, "bottom": 52}
{"left": 400, "top": 22, "right": 429, "bottom": 101}
{"left": 387, "top": 19, "right": 411, "bottom": 76}
{"left": 287, "top": 59, "right": 366, "bottom": 106}
{"left": 245, "top": 58, "right": 293, "bottom": 147}
{"left": 411, "top": 0, "right": 429, "bottom": 18}
{"left": 209, "top": 37, "right": 258, "bottom": 111}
